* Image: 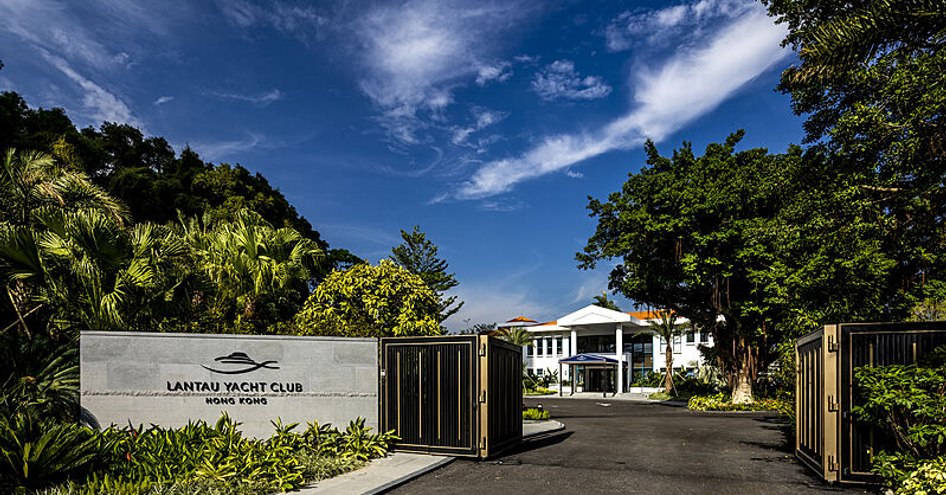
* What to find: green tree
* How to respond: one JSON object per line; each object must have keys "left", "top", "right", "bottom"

{"left": 183, "top": 210, "right": 323, "bottom": 332}
{"left": 0, "top": 91, "right": 353, "bottom": 276}
{"left": 390, "top": 225, "right": 463, "bottom": 323}
{"left": 294, "top": 259, "right": 442, "bottom": 337}
{"left": 647, "top": 312, "right": 685, "bottom": 395}
{"left": 459, "top": 321, "right": 496, "bottom": 335}
{"left": 578, "top": 133, "right": 799, "bottom": 403}
{"left": 497, "top": 326, "right": 532, "bottom": 346}
{"left": 763, "top": 0, "right": 946, "bottom": 315}
{"left": 592, "top": 291, "right": 621, "bottom": 311}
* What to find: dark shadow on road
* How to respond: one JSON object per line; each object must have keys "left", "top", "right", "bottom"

{"left": 495, "top": 430, "right": 573, "bottom": 458}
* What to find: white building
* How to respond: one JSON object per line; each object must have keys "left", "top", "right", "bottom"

{"left": 509, "top": 304, "right": 712, "bottom": 394}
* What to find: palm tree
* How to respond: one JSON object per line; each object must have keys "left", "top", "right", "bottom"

{"left": 0, "top": 150, "right": 145, "bottom": 336}
{"left": 498, "top": 326, "right": 533, "bottom": 347}
{"left": 185, "top": 210, "right": 323, "bottom": 327}
{"left": 0, "top": 149, "right": 126, "bottom": 226}
{"left": 648, "top": 312, "right": 685, "bottom": 395}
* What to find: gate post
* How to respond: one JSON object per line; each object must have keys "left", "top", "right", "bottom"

{"left": 823, "top": 324, "right": 840, "bottom": 482}
{"left": 477, "top": 335, "right": 489, "bottom": 457}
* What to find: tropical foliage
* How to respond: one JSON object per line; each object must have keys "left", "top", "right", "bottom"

{"left": 0, "top": 413, "right": 396, "bottom": 494}
{"left": 647, "top": 313, "right": 686, "bottom": 396}
{"left": 294, "top": 260, "right": 443, "bottom": 337}
{"left": 853, "top": 347, "right": 946, "bottom": 493}
{"left": 497, "top": 326, "right": 532, "bottom": 346}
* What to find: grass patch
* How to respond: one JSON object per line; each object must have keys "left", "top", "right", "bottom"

{"left": 522, "top": 408, "right": 550, "bottom": 421}
{"left": 524, "top": 386, "right": 555, "bottom": 396}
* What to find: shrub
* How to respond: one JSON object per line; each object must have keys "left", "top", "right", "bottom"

{"left": 853, "top": 348, "right": 946, "bottom": 493}
{"left": 0, "top": 413, "right": 103, "bottom": 491}
{"left": 524, "top": 386, "right": 555, "bottom": 396}
{"left": 687, "top": 393, "right": 791, "bottom": 414}
{"left": 522, "top": 408, "right": 550, "bottom": 421}
{"left": 29, "top": 414, "right": 396, "bottom": 495}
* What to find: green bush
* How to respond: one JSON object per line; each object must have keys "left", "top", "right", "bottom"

{"left": 895, "top": 456, "right": 946, "bottom": 495}
{"left": 9, "top": 414, "right": 396, "bottom": 494}
{"left": 687, "top": 393, "right": 791, "bottom": 414}
{"left": 522, "top": 408, "right": 550, "bottom": 421}
{"left": 853, "top": 348, "right": 946, "bottom": 493}
{"left": 0, "top": 414, "right": 103, "bottom": 491}
{"left": 524, "top": 386, "right": 555, "bottom": 396}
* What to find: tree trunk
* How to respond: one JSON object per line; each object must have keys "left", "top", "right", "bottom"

{"left": 731, "top": 337, "right": 754, "bottom": 404}
{"left": 664, "top": 343, "right": 673, "bottom": 395}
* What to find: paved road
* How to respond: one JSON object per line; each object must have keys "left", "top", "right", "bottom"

{"left": 389, "top": 398, "right": 872, "bottom": 495}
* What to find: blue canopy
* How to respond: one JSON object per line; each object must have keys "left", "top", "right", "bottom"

{"left": 558, "top": 353, "right": 618, "bottom": 365}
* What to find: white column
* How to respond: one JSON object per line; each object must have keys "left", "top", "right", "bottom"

{"left": 616, "top": 324, "right": 624, "bottom": 394}
{"left": 570, "top": 329, "right": 578, "bottom": 392}
{"left": 552, "top": 335, "right": 558, "bottom": 356}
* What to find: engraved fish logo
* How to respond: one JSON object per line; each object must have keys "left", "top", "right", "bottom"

{"left": 202, "top": 352, "right": 279, "bottom": 374}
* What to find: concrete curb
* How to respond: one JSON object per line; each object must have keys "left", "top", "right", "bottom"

{"left": 523, "top": 419, "right": 566, "bottom": 438}
{"left": 361, "top": 455, "right": 456, "bottom": 495}
{"left": 302, "top": 419, "right": 566, "bottom": 494}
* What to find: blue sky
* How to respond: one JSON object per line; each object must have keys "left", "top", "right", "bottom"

{"left": 0, "top": 0, "right": 804, "bottom": 330}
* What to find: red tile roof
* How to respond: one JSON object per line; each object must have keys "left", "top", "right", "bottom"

{"left": 505, "top": 315, "right": 538, "bottom": 323}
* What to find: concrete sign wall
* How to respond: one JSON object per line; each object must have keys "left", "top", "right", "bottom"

{"left": 81, "top": 331, "right": 378, "bottom": 438}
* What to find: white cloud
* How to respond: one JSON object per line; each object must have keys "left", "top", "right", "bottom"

{"left": 40, "top": 50, "right": 139, "bottom": 126}
{"left": 212, "top": 89, "right": 283, "bottom": 106}
{"left": 479, "top": 197, "right": 525, "bottom": 212}
{"left": 217, "top": 0, "right": 326, "bottom": 42}
{"left": 192, "top": 132, "right": 263, "bottom": 161}
{"left": 452, "top": 108, "right": 507, "bottom": 145}
{"left": 475, "top": 61, "right": 512, "bottom": 86}
{"left": 532, "top": 60, "right": 611, "bottom": 101}
{"left": 605, "top": 0, "right": 751, "bottom": 51}
{"left": 154, "top": 95, "right": 174, "bottom": 105}
{"left": 454, "top": 4, "right": 788, "bottom": 200}
{"left": 565, "top": 170, "right": 584, "bottom": 179}
{"left": 354, "top": 0, "right": 528, "bottom": 143}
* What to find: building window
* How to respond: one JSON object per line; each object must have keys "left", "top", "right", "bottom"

{"left": 700, "top": 331, "right": 710, "bottom": 344}
{"left": 686, "top": 332, "right": 695, "bottom": 345}
{"left": 556, "top": 336, "right": 564, "bottom": 356}
{"left": 525, "top": 344, "right": 532, "bottom": 357}
{"left": 672, "top": 335, "right": 682, "bottom": 353}
{"left": 577, "top": 335, "right": 616, "bottom": 354}
{"left": 536, "top": 368, "right": 544, "bottom": 377}
{"left": 545, "top": 338, "right": 552, "bottom": 356}
{"left": 537, "top": 340, "right": 543, "bottom": 357}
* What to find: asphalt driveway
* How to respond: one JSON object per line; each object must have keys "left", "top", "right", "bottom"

{"left": 389, "top": 398, "right": 872, "bottom": 495}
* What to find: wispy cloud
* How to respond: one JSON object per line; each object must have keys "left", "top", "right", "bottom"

{"left": 447, "top": 283, "right": 555, "bottom": 331}
{"left": 40, "top": 50, "right": 139, "bottom": 126}
{"left": 565, "top": 170, "right": 584, "bottom": 179}
{"left": 154, "top": 95, "right": 174, "bottom": 105}
{"left": 354, "top": 0, "right": 530, "bottom": 144}
{"left": 211, "top": 89, "right": 283, "bottom": 106}
{"left": 532, "top": 60, "right": 611, "bottom": 101}
{"left": 217, "top": 0, "right": 326, "bottom": 43}
{"left": 480, "top": 197, "right": 525, "bottom": 212}
{"left": 605, "top": 0, "right": 751, "bottom": 51}
{"left": 453, "top": 4, "right": 788, "bottom": 200}
{"left": 452, "top": 107, "right": 507, "bottom": 145}
{"left": 475, "top": 61, "right": 512, "bottom": 86}
{"left": 192, "top": 132, "right": 264, "bottom": 161}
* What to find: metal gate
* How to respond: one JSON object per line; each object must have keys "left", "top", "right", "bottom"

{"left": 796, "top": 322, "right": 946, "bottom": 484}
{"left": 380, "top": 335, "right": 522, "bottom": 458}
